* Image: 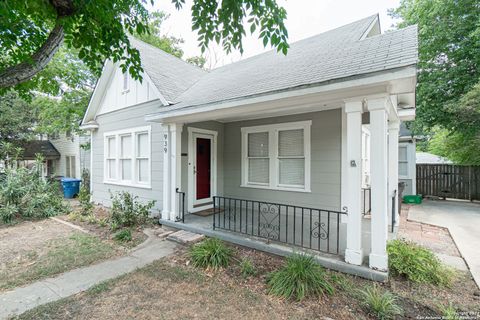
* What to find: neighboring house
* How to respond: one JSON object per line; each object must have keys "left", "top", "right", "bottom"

{"left": 49, "top": 133, "right": 90, "bottom": 178}
{"left": 14, "top": 140, "right": 61, "bottom": 176}
{"left": 81, "top": 15, "right": 417, "bottom": 278}
{"left": 416, "top": 152, "right": 452, "bottom": 165}
{"left": 398, "top": 122, "right": 417, "bottom": 196}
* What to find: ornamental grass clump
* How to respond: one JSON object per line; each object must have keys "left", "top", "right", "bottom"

{"left": 359, "top": 285, "right": 403, "bottom": 320}
{"left": 266, "top": 253, "right": 334, "bottom": 301}
{"left": 189, "top": 238, "right": 233, "bottom": 270}
{"left": 387, "top": 239, "right": 454, "bottom": 286}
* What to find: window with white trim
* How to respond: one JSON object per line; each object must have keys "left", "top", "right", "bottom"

{"left": 104, "top": 126, "right": 151, "bottom": 187}
{"left": 399, "top": 145, "right": 409, "bottom": 177}
{"left": 241, "top": 121, "right": 311, "bottom": 192}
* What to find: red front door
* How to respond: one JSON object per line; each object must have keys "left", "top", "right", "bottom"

{"left": 196, "top": 138, "right": 211, "bottom": 200}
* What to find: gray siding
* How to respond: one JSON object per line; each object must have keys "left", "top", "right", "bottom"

{"left": 91, "top": 103, "right": 164, "bottom": 212}
{"left": 222, "top": 109, "right": 341, "bottom": 211}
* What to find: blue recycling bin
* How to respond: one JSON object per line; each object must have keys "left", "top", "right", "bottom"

{"left": 61, "top": 178, "right": 82, "bottom": 198}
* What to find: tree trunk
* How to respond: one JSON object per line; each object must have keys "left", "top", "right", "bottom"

{"left": 0, "top": 24, "right": 65, "bottom": 89}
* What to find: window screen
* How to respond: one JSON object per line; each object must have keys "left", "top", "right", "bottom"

{"left": 278, "top": 129, "right": 305, "bottom": 186}
{"left": 247, "top": 132, "right": 269, "bottom": 184}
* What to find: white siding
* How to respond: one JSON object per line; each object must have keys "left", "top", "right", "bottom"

{"left": 50, "top": 134, "right": 81, "bottom": 178}
{"left": 97, "top": 67, "right": 159, "bottom": 115}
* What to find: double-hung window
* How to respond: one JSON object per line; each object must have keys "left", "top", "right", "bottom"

{"left": 104, "top": 126, "right": 151, "bottom": 188}
{"left": 241, "top": 121, "right": 311, "bottom": 192}
{"left": 398, "top": 144, "right": 409, "bottom": 178}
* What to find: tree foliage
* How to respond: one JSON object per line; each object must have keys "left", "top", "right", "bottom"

{"left": 133, "top": 11, "right": 184, "bottom": 58}
{"left": 186, "top": 55, "right": 207, "bottom": 69}
{"left": 390, "top": 0, "right": 480, "bottom": 132}
{"left": 0, "top": 91, "right": 36, "bottom": 143}
{"left": 0, "top": 0, "right": 288, "bottom": 90}
{"left": 390, "top": 0, "right": 480, "bottom": 164}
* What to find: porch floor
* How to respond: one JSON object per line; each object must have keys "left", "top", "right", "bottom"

{"left": 160, "top": 213, "right": 388, "bottom": 281}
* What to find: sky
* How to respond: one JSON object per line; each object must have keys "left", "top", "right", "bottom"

{"left": 150, "top": 0, "right": 401, "bottom": 68}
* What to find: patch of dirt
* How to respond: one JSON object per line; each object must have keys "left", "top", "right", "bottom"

{"left": 0, "top": 219, "right": 75, "bottom": 269}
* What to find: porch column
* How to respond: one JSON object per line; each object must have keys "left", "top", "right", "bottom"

{"left": 344, "top": 100, "right": 364, "bottom": 266}
{"left": 162, "top": 124, "right": 171, "bottom": 220}
{"left": 367, "top": 97, "right": 389, "bottom": 271}
{"left": 388, "top": 121, "right": 400, "bottom": 228}
{"left": 169, "top": 123, "right": 183, "bottom": 221}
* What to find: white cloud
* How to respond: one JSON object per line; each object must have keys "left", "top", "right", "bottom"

{"left": 150, "top": 0, "right": 400, "bottom": 67}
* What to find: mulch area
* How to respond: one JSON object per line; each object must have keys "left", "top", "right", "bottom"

{"left": 397, "top": 204, "right": 461, "bottom": 257}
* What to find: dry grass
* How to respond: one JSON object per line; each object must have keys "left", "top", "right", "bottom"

{"left": 12, "top": 243, "right": 480, "bottom": 320}
{"left": 0, "top": 232, "right": 120, "bottom": 291}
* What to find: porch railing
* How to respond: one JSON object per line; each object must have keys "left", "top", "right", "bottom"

{"left": 362, "top": 187, "right": 371, "bottom": 215}
{"left": 212, "top": 196, "right": 346, "bottom": 255}
{"left": 175, "top": 188, "right": 185, "bottom": 223}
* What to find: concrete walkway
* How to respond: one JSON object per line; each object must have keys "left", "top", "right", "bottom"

{"left": 0, "top": 229, "right": 178, "bottom": 319}
{"left": 408, "top": 199, "right": 480, "bottom": 288}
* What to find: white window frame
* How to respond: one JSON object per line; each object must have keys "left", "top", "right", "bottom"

{"left": 103, "top": 126, "right": 151, "bottom": 188}
{"left": 241, "top": 120, "right": 311, "bottom": 193}
{"left": 65, "top": 155, "right": 76, "bottom": 178}
{"left": 398, "top": 143, "right": 410, "bottom": 179}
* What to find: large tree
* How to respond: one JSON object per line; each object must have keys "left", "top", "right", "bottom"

{"left": 390, "top": 0, "right": 480, "bottom": 164}
{"left": 0, "top": 0, "right": 288, "bottom": 91}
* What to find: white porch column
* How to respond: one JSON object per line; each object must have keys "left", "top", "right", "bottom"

{"left": 367, "top": 97, "right": 389, "bottom": 271}
{"left": 344, "top": 100, "right": 364, "bottom": 266}
{"left": 162, "top": 124, "right": 171, "bottom": 220}
{"left": 388, "top": 121, "right": 400, "bottom": 227}
{"left": 169, "top": 123, "right": 183, "bottom": 221}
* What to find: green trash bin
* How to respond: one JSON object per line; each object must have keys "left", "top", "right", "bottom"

{"left": 403, "top": 195, "right": 422, "bottom": 204}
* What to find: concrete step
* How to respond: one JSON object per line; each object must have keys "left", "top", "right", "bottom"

{"left": 166, "top": 230, "right": 205, "bottom": 244}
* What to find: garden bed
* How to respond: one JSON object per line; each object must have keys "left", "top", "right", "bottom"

{"left": 14, "top": 242, "right": 480, "bottom": 320}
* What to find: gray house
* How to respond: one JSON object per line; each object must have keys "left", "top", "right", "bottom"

{"left": 81, "top": 15, "right": 417, "bottom": 279}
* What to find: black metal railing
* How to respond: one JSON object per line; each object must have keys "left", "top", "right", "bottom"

{"left": 212, "top": 196, "right": 346, "bottom": 255}
{"left": 391, "top": 190, "right": 397, "bottom": 233}
{"left": 175, "top": 188, "right": 185, "bottom": 223}
{"left": 362, "top": 187, "right": 371, "bottom": 215}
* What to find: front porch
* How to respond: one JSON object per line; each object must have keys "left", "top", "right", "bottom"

{"left": 154, "top": 93, "right": 409, "bottom": 280}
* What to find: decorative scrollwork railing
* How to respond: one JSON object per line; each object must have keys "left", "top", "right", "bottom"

{"left": 212, "top": 196, "right": 346, "bottom": 255}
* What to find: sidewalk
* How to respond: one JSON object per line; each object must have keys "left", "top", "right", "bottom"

{"left": 0, "top": 229, "right": 178, "bottom": 319}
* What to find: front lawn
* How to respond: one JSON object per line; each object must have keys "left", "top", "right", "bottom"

{"left": 0, "top": 226, "right": 120, "bottom": 291}
{"left": 14, "top": 244, "right": 480, "bottom": 320}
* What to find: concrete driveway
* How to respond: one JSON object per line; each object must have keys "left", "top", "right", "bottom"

{"left": 408, "top": 199, "right": 480, "bottom": 288}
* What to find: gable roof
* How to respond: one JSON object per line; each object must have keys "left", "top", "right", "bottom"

{"left": 128, "top": 37, "right": 207, "bottom": 102}
{"left": 165, "top": 15, "right": 417, "bottom": 111}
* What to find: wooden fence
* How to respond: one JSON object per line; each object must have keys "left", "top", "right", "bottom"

{"left": 416, "top": 164, "right": 480, "bottom": 201}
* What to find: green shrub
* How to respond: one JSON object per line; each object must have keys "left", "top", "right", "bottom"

{"left": 240, "top": 258, "right": 257, "bottom": 278}
{"left": 0, "top": 166, "right": 67, "bottom": 223}
{"left": 266, "top": 253, "right": 334, "bottom": 301}
{"left": 387, "top": 239, "right": 454, "bottom": 286}
{"left": 109, "top": 191, "right": 155, "bottom": 229}
{"left": 0, "top": 203, "right": 17, "bottom": 223}
{"left": 113, "top": 229, "right": 132, "bottom": 242}
{"left": 78, "top": 185, "right": 93, "bottom": 216}
{"left": 190, "top": 238, "right": 232, "bottom": 270}
{"left": 359, "top": 285, "right": 403, "bottom": 320}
